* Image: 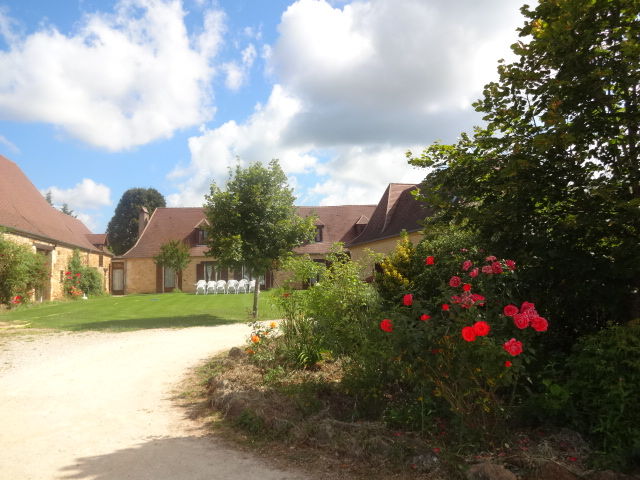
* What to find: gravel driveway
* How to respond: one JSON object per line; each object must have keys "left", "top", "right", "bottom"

{"left": 0, "top": 325, "right": 308, "bottom": 480}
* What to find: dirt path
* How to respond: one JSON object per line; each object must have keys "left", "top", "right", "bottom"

{"left": 0, "top": 326, "right": 309, "bottom": 480}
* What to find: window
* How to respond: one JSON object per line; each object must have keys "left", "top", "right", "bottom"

{"left": 164, "top": 267, "right": 176, "bottom": 289}
{"left": 314, "top": 226, "right": 323, "bottom": 243}
{"left": 197, "top": 229, "right": 208, "bottom": 245}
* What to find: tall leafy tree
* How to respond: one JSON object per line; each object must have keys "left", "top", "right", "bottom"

{"left": 106, "top": 188, "right": 166, "bottom": 255}
{"left": 410, "top": 0, "right": 639, "bottom": 350}
{"left": 203, "top": 160, "right": 316, "bottom": 317}
{"left": 154, "top": 240, "right": 191, "bottom": 293}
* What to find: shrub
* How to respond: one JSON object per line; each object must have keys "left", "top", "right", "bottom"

{"left": 362, "top": 227, "right": 550, "bottom": 443}
{"left": 0, "top": 233, "right": 47, "bottom": 307}
{"left": 63, "top": 250, "right": 104, "bottom": 298}
{"left": 565, "top": 322, "right": 640, "bottom": 469}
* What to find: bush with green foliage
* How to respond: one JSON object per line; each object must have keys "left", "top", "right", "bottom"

{"left": 564, "top": 322, "right": 640, "bottom": 469}
{"left": 0, "top": 233, "right": 47, "bottom": 307}
{"left": 353, "top": 228, "right": 551, "bottom": 443}
{"left": 64, "top": 250, "right": 104, "bottom": 298}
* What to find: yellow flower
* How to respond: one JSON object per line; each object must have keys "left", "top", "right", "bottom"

{"left": 270, "top": 321, "right": 277, "bottom": 329}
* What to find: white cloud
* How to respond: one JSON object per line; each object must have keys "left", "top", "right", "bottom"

{"left": 221, "top": 43, "right": 256, "bottom": 91}
{"left": 43, "top": 178, "right": 111, "bottom": 211}
{"left": 168, "top": 0, "right": 524, "bottom": 208}
{"left": 0, "top": 0, "right": 224, "bottom": 151}
{"left": 270, "top": 0, "right": 521, "bottom": 146}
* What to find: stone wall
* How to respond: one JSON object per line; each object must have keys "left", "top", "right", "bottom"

{"left": 123, "top": 258, "right": 157, "bottom": 294}
{"left": 2, "top": 231, "right": 112, "bottom": 301}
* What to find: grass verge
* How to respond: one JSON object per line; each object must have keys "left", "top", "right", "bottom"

{"left": 0, "top": 291, "right": 282, "bottom": 332}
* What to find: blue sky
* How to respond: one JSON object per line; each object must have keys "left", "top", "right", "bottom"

{"left": 0, "top": 0, "right": 524, "bottom": 232}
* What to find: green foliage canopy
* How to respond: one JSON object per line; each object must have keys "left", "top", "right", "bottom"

{"left": 106, "top": 188, "right": 166, "bottom": 255}
{"left": 0, "top": 233, "right": 47, "bottom": 306}
{"left": 409, "top": 0, "right": 640, "bottom": 348}
{"left": 153, "top": 240, "right": 191, "bottom": 291}
{"left": 203, "top": 160, "right": 316, "bottom": 316}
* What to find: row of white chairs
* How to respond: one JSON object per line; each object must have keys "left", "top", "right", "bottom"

{"left": 194, "top": 279, "right": 255, "bottom": 295}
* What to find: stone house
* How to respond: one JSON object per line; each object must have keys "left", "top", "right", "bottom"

{"left": 0, "top": 155, "right": 113, "bottom": 301}
{"left": 348, "top": 183, "right": 431, "bottom": 266}
{"left": 116, "top": 183, "right": 430, "bottom": 294}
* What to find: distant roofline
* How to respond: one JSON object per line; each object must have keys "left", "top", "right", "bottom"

{"left": 1, "top": 224, "right": 113, "bottom": 256}
{"left": 348, "top": 227, "right": 423, "bottom": 247}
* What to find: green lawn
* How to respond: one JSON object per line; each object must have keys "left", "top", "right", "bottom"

{"left": 0, "top": 291, "right": 282, "bottom": 331}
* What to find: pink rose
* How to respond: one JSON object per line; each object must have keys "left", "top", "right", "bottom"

{"left": 513, "top": 313, "right": 530, "bottom": 329}
{"left": 505, "top": 259, "right": 516, "bottom": 270}
{"left": 449, "top": 276, "right": 462, "bottom": 287}
{"left": 503, "top": 338, "right": 523, "bottom": 356}
{"left": 485, "top": 255, "right": 497, "bottom": 262}
{"left": 481, "top": 265, "right": 493, "bottom": 274}
{"left": 531, "top": 316, "right": 548, "bottom": 332}
{"left": 491, "top": 261, "right": 503, "bottom": 274}
{"left": 462, "top": 260, "right": 473, "bottom": 271}
{"left": 469, "top": 268, "right": 479, "bottom": 278}
{"left": 503, "top": 304, "right": 519, "bottom": 317}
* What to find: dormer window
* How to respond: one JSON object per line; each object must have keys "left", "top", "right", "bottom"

{"left": 314, "top": 226, "right": 323, "bottom": 243}
{"left": 197, "top": 228, "right": 208, "bottom": 245}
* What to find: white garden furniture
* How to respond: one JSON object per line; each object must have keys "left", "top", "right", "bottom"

{"left": 206, "top": 280, "right": 217, "bottom": 294}
{"left": 215, "top": 279, "right": 227, "bottom": 294}
{"left": 195, "top": 280, "right": 207, "bottom": 295}
{"left": 227, "top": 279, "right": 239, "bottom": 294}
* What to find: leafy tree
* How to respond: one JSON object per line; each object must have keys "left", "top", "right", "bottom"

{"left": 63, "top": 250, "right": 103, "bottom": 297}
{"left": 409, "top": 0, "right": 640, "bottom": 351}
{"left": 153, "top": 240, "right": 191, "bottom": 292}
{"left": 203, "top": 160, "right": 316, "bottom": 317}
{"left": 106, "top": 188, "right": 166, "bottom": 255}
{"left": 44, "top": 191, "right": 53, "bottom": 205}
{"left": 0, "top": 232, "right": 47, "bottom": 306}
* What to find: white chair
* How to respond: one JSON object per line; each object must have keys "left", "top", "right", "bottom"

{"left": 248, "top": 279, "right": 256, "bottom": 293}
{"left": 215, "top": 279, "right": 227, "bottom": 294}
{"left": 195, "top": 280, "right": 207, "bottom": 295}
{"left": 227, "top": 279, "right": 239, "bottom": 294}
{"left": 206, "top": 280, "right": 217, "bottom": 294}
{"left": 237, "top": 279, "right": 248, "bottom": 294}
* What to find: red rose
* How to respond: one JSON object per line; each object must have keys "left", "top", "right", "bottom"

{"left": 491, "top": 261, "right": 503, "bottom": 274}
{"left": 513, "top": 313, "right": 530, "bottom": 329}
{"left": 471, "top": 293, "right": 485, "bottom": 305}
{"left": 505, "top": 259, "right": 516, "bottom": 270}
{"left": 472, "top": 321, "right": 490, "bottom": 336}
{"left": 380, "top": 319, "right": 393, "bottom": 333}
{"left": 462, "top": 283, "right": 472, "bottom": 292}
{"left": 461, "top": 326, "right": 476, "bottom": 342}
{"left": 449, "top": 276, "right": 461, "bottom": 287}
{"left": 503, "top": 304, "right": 519, "bottom": 317}
{"left": 442, "top": 303, "right": 450, "bottom": 311}
{"left": 503, "top": 338, "right": 523, "bottom": 356}
{"left": 520, "top": 301, "right": 536, "bottom": 313}
{"left": 469, "top": 268, "right": 479, "bottom": 278}
{"left": 420, "top": 314, "right": 431, "bottom": 321}
{"left": 481, "top": 265, "right": 493, "bottom": 274}
{"left": 425, "top": 256, "right": 435, "bottom": 265}
{"left": 403, "top": 294, "right": 413, "bottom": 306}
{"left": 65, "top": 271, "right": 71, "bottom": 275}
{"left": 462, "top": 260, "right": 473, "bottom": 271}
{"left": 504, "top": 361, "right": 512, "bottom": 368}
{"left": 75, "top": 273, "right": 81, "bottom": 277}
{"left": 530, "top": 316, "right": 548, "bottom": 332}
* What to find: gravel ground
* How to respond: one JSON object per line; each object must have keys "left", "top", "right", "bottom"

{"left": 0, "top": 325, "right": 310, "bottom": 480}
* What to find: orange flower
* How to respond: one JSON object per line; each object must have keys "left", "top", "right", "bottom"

{"left": 251, "top": 334, "right": 260, "bottom": 344}
{"left": 270, "top": 321, "right": 277, "bottom": 329}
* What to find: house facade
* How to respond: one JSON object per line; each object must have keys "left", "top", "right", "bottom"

{"left": 347, "top": 183, "right": 431, "bottom": 267}
{"left": 0, "top": 155, "right": 113, "bottom": 301}
{"left": 115, "top": 184, "right": 430, "bottom": 294}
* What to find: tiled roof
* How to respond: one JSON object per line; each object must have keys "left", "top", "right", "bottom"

{"left": 121, "top": 207, "right": 210, "bottom": 258}
{"left": 294, "top": 205, "right": 377, "bottom": 255}
{"left": 348, "top": 184, "right": 431, "bottom": 247}
{"left": 0, "top": 155, "right": 105, "bottom": 253}
{"left": 86, "top": 233, "right": 108, "bottom": 246}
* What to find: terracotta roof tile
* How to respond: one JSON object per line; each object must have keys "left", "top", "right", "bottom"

{"left": 0, "top": 155, "right": 105, "bottom": 253}
{"left": 294, "top": 205, "right": 376, "bottom": 255}
{"left": 121, "top": 207, "right": 208, "bottom": 258}
{"left": 348, "top": 184, "right": 431, "bottom": 247}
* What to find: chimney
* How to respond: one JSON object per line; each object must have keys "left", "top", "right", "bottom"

{"left": 138, "top": 207, "right": 150, "bottom": 238}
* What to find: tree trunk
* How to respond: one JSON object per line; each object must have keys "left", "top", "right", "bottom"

{"left": 252, "top": 280, "right": 260, "bottom": 318}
